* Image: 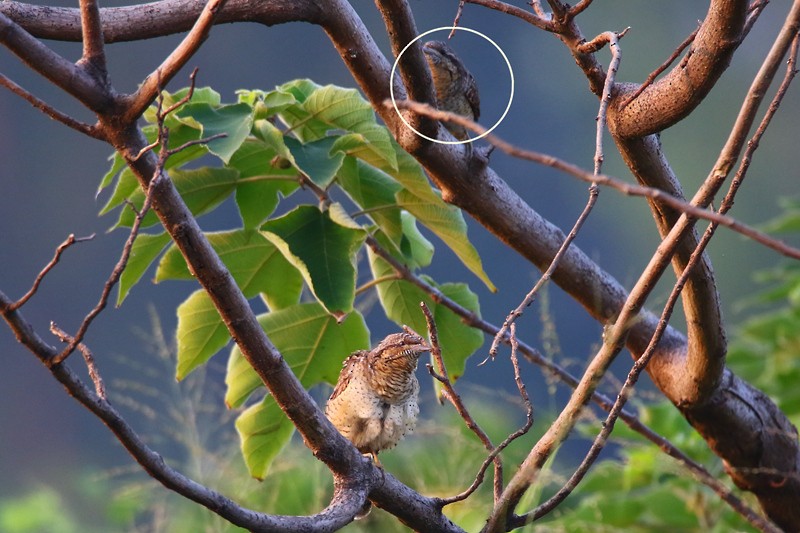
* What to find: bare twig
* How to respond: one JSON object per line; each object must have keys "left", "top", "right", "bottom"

{"left": 9, "top": 233, "right": 95, "bottom": 311}
{"left": 51, "top": 173, "right": 157, "bottom": 366}
{"left": 388, "top": 98, "right": 800, "bottom": 261}
{"left": 0, "top": 74, "right": 103, "bottom": 139}
{"left": 420, "top": 302, "right": 504, "bottom": 504}
{"left": 463, "top": 0, "right": 556, "bottom": 32}
{"left": 718, "top": 33, "right": 800, "bottom": 216}
{"left": 50, "top": 323, "right": 107, "bottom": 399}
{"left": 449, "top": 0, "right": 466, "bottom": 39}
{"left": 437, "top": 322, "right": 535, "bottom": 507}
{"left": 488, "top": 186, "right": 598, "bottom": 359}
{"left": 567, "top": 0, "right": 593, "bottom": 18}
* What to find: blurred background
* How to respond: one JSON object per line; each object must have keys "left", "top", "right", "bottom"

{"left": 1, "top": 1, "right": 798, "bottom": 530}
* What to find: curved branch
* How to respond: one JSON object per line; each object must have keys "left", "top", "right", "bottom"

{"left": 610, "top": 0, "right": 748, "bottom": 137}
{"left": 0, "top": 291, "right": 367, "bottom": 533}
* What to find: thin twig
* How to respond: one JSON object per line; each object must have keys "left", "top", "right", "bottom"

{"left": 387, "top": 98, "right": 800, "bottom": 261}
{"left": 0, "top": 74, "right": 103, "bottom": 139}
{"left": 487, "top": 186, "right": 598, "bottom": 359}
{"left": 50, "top": 323, "right": 107, "bottom": 399}
{"left": 51, "top": 178, "right": 157, "bottom": 366}
{"left": 420, "top": 302, "right": 504, "bottom": 505}
{"left": 567, "top": 0, "right": 594, "bottom": 19}
{"left": 449, "top": 0, "right": 466, "bottom": 39}
{"left": 463, "top": 0, "right": 556, "bottom": 32}
{"left": 437, "top": 322, "right": 535, "bottom": 507}
{"left": 9, "top": 233, "right": 95, "bottom": 311}
{"left": 489, "top": 28, "right": 625, "bottom": 358}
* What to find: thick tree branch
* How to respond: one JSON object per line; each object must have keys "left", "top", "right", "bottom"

{"left": 610, "top": 0, "right": 748, "bottom": 137}
{"left": 0, "top": 12, "right": 113, "bottom": 112}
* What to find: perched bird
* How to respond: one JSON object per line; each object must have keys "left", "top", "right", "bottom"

{"left": 422, "top": 40, "right": 481, "bottom": 141}
{"left": 325, "top": 327, "right": 430, "bottom": 461}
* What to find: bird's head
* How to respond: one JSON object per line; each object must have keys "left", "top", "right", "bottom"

{"left": 371, "top": 326, "right": 430, "bottom": 375}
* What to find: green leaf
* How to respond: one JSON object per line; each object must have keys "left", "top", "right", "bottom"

{"left": 303, "top": 84, "right": 376, "bottom": 132}
{"left": 98, "top": 152, "right": 127, "bottom": 196}
{"left": 117, "top": 232, "right": 171, "bottom": 305}
{"left": 261, "top": 204, "right": 366, "bottom": 318}
{"left": 115, "top": 167, "right": 239, "bottom": 228}
{"left": 225, "top": 303, "right": 369, "bottom": 407}
{"left": 100, "top": 167, "right": 140, "bottom": 216}
{"left": 367, "top": 250, "right": 483, "bottom": 382}
{"left": 284, "top": 136, "right": 344, "bottom": 189}
{"left": 376, "top": 143, "right": 495, "bottom": 291}
{"left": 330, "top": 126, "right": 398, "bottom": 171}
{"left": 100, "top": 122, "right": 210, "bottom": 217}
{"left": 156, "top": 229, "right": 302, "bottom": 309}
{"left": 176, "top": 290, "right": 230, "bottom": 380}
{"left": 399, "top": 211, "right": 434, "bottom": 268}
{"left": 235, "top": 396, "right": 295, "bottom": 480}
{"left": 175, "top": 102, "right": 253, "bottom": 163}
{"left": 337, "top": 156, "right": 403, "bottom": 243}
{"left": 277, "top": 79, "right": 320, "bottom": 103}
{"left": 397, "top": 188, "right": 495, "bottom": 291}
{"left": 228, "top": 138, "right": 299, "bottom": 229}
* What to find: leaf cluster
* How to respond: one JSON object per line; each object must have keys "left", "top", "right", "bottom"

{"left": 99, "top": 80, "right": 492, "bottom": 478}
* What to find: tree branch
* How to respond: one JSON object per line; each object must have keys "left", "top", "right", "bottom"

{"left": 610, "top": 0, "right": 748, "bottom": 137}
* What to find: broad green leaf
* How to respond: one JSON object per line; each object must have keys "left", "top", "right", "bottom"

{"left": 225, "top": 303, "right": 369, "bottom": 408}
{"left": 235, "top": 396, "right": 295, "bottom": 480}
{"left": 156, "top": 230, "right": 302, "bottom": 309}
{"left": 397, "top": 188, "right": 495, "bottom": 291}
{"left": 175, "top": 102, "right": 253, "bottom": 163}
{"left": 100, "top": 167, "right": 139, "bottom": 216}
{"left": 115, "top": 167, "right": 239, "bottom": 228}
{"left": 176, "top": 289, "right": 230, "bottom": 380}
{"left": 330, "top": 126, "right": 398, "bottom": 171}
{"left": 400, "top": 211, "right": 434, "bottom": 268}
{"left": 261, "top": 205, "right": 366, "bottom": 318}
{"left": 275, "top": 80, "right": 330, "bottom": 142}
{"left": 228, "top": 138, "right": 299, "bottom": 228}
{"left": 374, "top": 142, "right": 494, "bottom": 290}
{"left": 302, "top": 85, "right": 376, "bottom": 132}
{"left": 284, "top": 137, "right": 344, "bottom": 189}
{"left": 117, "top": 232, "right": 171, "bottom": 305}
{"left": 337, "top": 156, "right": 403, "bottom": 243}
{"left": 368, "top": 250, "right": 483, "bottom": 382}
{"left": 277, "top": 79, "right": 321, "bottom": 103}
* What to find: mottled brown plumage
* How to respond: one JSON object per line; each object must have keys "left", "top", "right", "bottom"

{"left": 325, "top": 327, "right": 430, "bottom": 460}
{"left": 422, "top": 40, "right": 481, "bottom": 141}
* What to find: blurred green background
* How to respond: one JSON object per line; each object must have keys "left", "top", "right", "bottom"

{"left": 1, "top": 1, "right": 798, "bottom": 531}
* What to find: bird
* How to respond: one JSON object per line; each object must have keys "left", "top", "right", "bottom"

{"left": 325, "top": 327, "right": 429, "bottom": 518}
{"left": 422, "top": 40, "right": 481, "bottom": 141}
{"left": 325, "top": 326, "right": 430, "bottom": 461}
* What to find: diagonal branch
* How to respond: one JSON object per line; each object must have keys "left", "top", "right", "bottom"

{"left": 0, "top": 12, "right": 112, "bottom": 112}
{"left": 121, "top": 0, "right": 227, "bottom": 122}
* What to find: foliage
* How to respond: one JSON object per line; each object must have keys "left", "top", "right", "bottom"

{"left": 99, "top": 80, "right": 490, "bottom": 478}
